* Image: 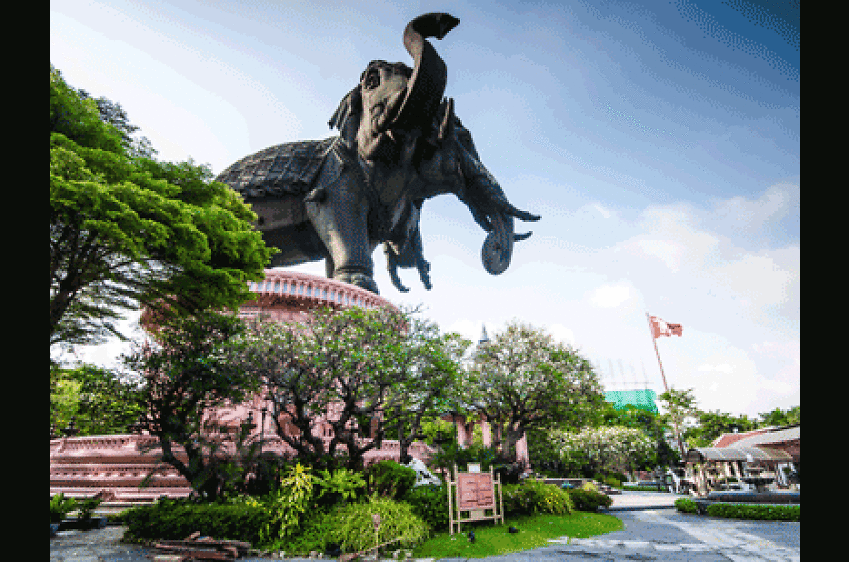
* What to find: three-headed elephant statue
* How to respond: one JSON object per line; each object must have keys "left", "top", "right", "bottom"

{"left": 215, "top": 13, "right": 540, "bottom": 294}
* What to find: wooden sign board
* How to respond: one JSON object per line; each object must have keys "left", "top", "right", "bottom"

{"left": 447, "top": 463, "right": 504, "bottom": 535}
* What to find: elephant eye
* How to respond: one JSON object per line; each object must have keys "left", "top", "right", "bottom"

{"left": 364, "top": 69, "right": 380, "bottom": 90}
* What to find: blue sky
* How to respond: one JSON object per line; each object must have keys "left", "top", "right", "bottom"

{"left": 51, "top": 0, "right": 799, "bottom": 419}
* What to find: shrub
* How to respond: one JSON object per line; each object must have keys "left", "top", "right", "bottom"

{"left": 603, "top": 476, "right": 622, "bottom": 488}
{"left": 403, "top": 483, "right": 450, "bottom": 532}
{"left": 260, "top": 462, "right": 316, "bottom": 543}
{"left": 502, "top": 479, "right": 573, "bottom": 516}
{"left": 581, "top": 480, "right": 599, "bottom": 493}
{"left": 285, "top": 495, "right": 429, "bottom": 553}
{"left": 705, "top": 503, "right": 800, "bottom": 522}
{"left": 566, "top": 488, "right": 612, "bottom": 512}
{"left": 77, "top": 497, "right": 103, "bottom": 519}
{"left": 314, "top": 467, "right": 366, "bottom": 509}
{"left": 364, "top": 460, "right": 417, "bottom": 501}
{"left": 674, "top": 497, "right": 698, "bottom": 514}
{"left": 50, "top": 493, "right": 77, "bottom": 523}
{"left": 122, "top": 501, "right": 268, "bottom": 546}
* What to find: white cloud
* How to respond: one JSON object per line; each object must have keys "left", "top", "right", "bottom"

{"left": 635, "top": 238, "right": 684, "bottom": 272}
{"left": 547, "top": 323, "right": 576, "bottom": 346}
{"left": 698, "top": 363, "right": 734, "bottom": 374}
{"left": 588, "top": 283, "right": 632, "bottom": 308}
{"left": 711, "top": 183, "right": 797, "bottom": 233}
{"left": 592, "top": 203, "right": 612, "bottom": 219}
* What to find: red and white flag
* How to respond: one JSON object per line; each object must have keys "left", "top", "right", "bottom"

{"left": 649, "top": 315, "right": 683, "bottom": 338}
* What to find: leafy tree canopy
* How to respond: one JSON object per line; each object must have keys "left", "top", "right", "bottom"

{"left": 50, "top": 363, "right": 146, "bottom": 437}
{"left": 758, "top": 405, "right": 800, "bottom": 427}
{"left": 50, "top": 64, "right": 274, "bottom": 351}
{"left": 460, "top": 320, "right": 606, "bottom": 462}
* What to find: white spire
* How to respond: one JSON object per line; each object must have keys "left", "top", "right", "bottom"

{"left": 478, "top": 324, "right": 490, "bottom": 346}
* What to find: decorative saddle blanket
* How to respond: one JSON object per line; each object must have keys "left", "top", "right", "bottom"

{"left": 215, "top": 136, "right": 339, "bottom": 200}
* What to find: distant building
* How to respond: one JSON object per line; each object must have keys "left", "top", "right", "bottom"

{"left": 50, "top": 270, "right": 428, "bottom": 503}
{"left": 683, "top": 424, "right": 800, "bottom": 494}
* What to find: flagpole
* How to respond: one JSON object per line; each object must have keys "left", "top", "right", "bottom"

{"left": 646, "top": 312, "right": 670, "bottom": 393}
{"left": 646, "top": 312, "right": 686, "bottom": 459}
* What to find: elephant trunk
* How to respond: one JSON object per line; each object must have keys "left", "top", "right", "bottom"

{"left": 455, "top": 141, "right": 539, "bottom": 275}
{"left": 482, "top": 213, "right": 515, "bottom": 275}
{"left": 392, "top": 13, "right": 460, "bottom": 133}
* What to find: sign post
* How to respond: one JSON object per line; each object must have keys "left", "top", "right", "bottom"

{"left": 447, "top": 463, "right": 504, "bottom": 535}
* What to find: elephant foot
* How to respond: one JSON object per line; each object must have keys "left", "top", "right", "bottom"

{"left": 335, "top": 270, "right": 380, "bottom": 295}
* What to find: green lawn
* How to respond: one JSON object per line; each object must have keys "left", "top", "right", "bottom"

{"left": 410, "top": 511, "right": 623, "bottom": 558}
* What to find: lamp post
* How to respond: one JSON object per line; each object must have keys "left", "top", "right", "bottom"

{"left": 260, "top": 405, "right": 268, "bottom": 456}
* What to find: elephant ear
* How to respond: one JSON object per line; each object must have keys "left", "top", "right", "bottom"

{"left": 328, "top": 85, "right": 362, "bottom": 148}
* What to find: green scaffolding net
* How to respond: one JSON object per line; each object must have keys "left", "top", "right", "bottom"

{"left": 604, "top": 389, "right": 658, "bottom": 414}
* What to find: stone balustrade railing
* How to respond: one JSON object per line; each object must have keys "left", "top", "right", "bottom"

{"left": 244, "top": 270, "right": 396, "bottom": 313}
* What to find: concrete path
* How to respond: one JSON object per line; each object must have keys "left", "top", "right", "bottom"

{"left": 551, "top": 509, "right": 800, "bottom": 561}
{"left": 605, "top": 490, "right": 680, "bottom": 511}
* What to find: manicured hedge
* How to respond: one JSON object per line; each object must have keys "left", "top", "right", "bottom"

{"left": 502, "top": 480, "right": 574, "bottom": 516}
{"left": 566, "top": 488, "right": 612, "bottom": 512}
{"left": 674, "top": 497, "right": 698, "bottom": 514}
{"left": 122, "top": 502, "right": 268, "bottom": 546}
{"left": 705, "top": 503, "right": 799, "bottom": 522}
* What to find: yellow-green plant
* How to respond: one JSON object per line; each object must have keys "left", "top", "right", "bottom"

{"left": 581, "top": 480, "right": 599, "bottom": 493}
{"left": 315, "top": 467, "right": 366, "bottom": 503}
{"left": 260, "top": 463, "right": 315, "bottom": 543}
{"left": 50, "top": 493, "right": 78, "bottom": 523}
{"left": 330, "top": 494, "right": 430, "bottom": 551}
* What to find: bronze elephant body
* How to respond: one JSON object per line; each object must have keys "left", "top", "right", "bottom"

{"left": 215, "top": 13, "right": 539, "bottom": 294}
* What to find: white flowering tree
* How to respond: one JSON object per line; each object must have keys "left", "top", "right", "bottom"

{"left": 551, "top": 426, "right": 655, "bottom": 479}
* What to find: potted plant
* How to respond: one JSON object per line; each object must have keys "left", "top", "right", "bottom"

{"left": 59, "top": 497, "right": 107, "bottom": 530}
{"left": 50, "top": 493, "right": 77, "bottom": 537}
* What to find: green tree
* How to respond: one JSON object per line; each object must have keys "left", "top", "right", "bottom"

{"left": 687, "top": 410, "right": 759, "bottom": 448}
{"left": 381, "top": 314, "right": 469, "bottom": 465}
{"left": 50, "top": 64, "right": 273, "bottom": 350}
{"left": 657, "top": 387, "right": 699, "bottom": 457}
{"left": 228, "top": 306, "right": 414, "bottom": 471}
{"left": 122, "top": 309, "right": 260, "bottom": 501}
{"left": 76, "top": 88, "right": 157, "bottom": 158}
{"left": 50, "top": 364, "right": 146, "bottom": 436}
{"left": 758, "top": 406, "right": 800, "bottom": 427}
{"left": 462, "top": 321, "right": 606, "bottom": 464}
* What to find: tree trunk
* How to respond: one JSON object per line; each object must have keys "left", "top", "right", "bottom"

{"left": 503, "top": 425, "right": 524, "bottom": 464}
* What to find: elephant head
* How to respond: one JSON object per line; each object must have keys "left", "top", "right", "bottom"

{"left": 329, "top": 13, "right": 460, "bottom": 163}
{"left": 328, "top": 13, "right": 539, "bottom": 289}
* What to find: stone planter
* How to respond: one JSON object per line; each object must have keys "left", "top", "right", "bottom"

{"left": 58, "top": 517, "right": 108, "bottom": 531}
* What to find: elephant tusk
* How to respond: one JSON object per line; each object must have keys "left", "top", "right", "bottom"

{"left": 504, "top": 204, "right": 541, "bottom": 223}
{"left": 437, "top": 97, "right": 455, "bottom": 143}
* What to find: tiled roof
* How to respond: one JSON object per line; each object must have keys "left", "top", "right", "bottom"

{"left": 712, "top": 425, "right": 799, "bottom": 448}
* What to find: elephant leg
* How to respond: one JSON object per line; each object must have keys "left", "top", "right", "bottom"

{"left": 305, "top": 156, "right": 380, "bottom": 294}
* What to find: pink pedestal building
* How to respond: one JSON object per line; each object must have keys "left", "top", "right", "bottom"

{"left": 50, "top": 269, "right": 528, "bottom": 502}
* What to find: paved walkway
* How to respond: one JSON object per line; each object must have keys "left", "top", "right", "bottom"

{"left": 605, "top": 490, "right": 680, "bottom": 511}
{"left": 51, "top": 494, "right": 800, "bottom": 562}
